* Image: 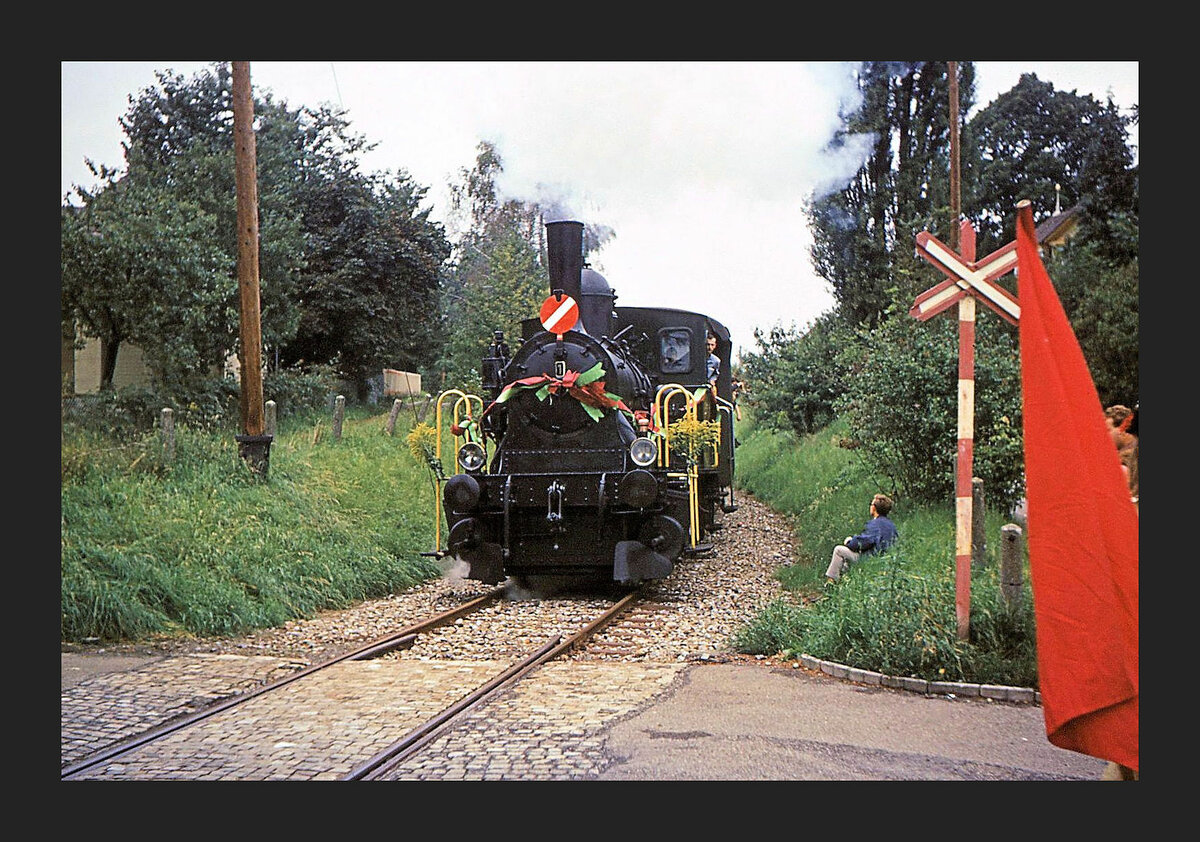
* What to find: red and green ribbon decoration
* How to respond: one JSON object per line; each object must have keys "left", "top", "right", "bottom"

{"left": 484, "top": 362, "right": 633, "bottom": 423}
{"left": 449, "top": 416, "right": 481, "bottom": 443}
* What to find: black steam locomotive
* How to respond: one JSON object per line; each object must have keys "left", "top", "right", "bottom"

{"left": 429, "top": 219, "right": 736, "bottom": 588}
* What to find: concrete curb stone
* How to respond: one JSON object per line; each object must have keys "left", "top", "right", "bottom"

{"left": 801, "top": 653, "right": 1038, "bottom": 704}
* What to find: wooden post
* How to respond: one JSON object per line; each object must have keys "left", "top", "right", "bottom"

{"left": 333, "top": 395, "right": 345, "bottom": 441}
{"left": 265, "top": 400, "right": 277, "bottom": 439}
{"left": 386, "top": 398, "right": 403, "bottom": 436}
{"left": 232, "top": 60, "right": 271, "bottom": 476}
{"left": 160, "top": 408, "right": 175, "bottom": 464}
{"left": 971, "top": 476, "right": 986, "bottom": 566}
{"left": 948, "top": 61, "right": 960, "bottom": 252}
{"left": 1000, "top": 523, "right": 1024, "bottom": 608}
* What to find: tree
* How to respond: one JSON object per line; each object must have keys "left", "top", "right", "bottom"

{"left": 967, "top": 73, "right": 1138, "bottom": 405}
{"left": 439, "top": 228, "right": 545, "bottom": 394}
{"left": 761, "top": 63, "right": 1136, "bottom": 508}
{"left": 1045, "top": 238, "right": 1139, "bottom": 407}
{"left": 61, "top": 170, "right": 231, "bottom": 393}
{"left": 964, "top": 73, "right": 1135, "bottom": 253}
{"left": 808, "top": 61, "right": 975, "bottom": 326}
{"left": 64, "top": 63, "right": 451, "bottom": 402}
{"left": 280, "top": 169, "right": 450, "bottom": 399}
{"left": 62, "top": 64, "right": 308, "bottom": 393}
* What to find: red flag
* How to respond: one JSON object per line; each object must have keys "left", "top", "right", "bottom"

{"left": 1016, "top": 200, "right": 1138, "bottom": 772}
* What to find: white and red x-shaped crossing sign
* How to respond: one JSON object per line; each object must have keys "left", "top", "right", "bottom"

{"left": 909, "top": 226, "right": 1020, "bottom": 325}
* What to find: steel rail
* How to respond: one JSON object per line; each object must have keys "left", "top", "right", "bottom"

{"left": 345, "top": 589, "right": 641, "bottom": 780}
{"left": 61, "top": 587, "right": 506, "bottom": 779}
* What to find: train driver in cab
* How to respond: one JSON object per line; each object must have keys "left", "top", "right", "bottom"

{"left": 706, "top": 333, "right": 720, "bottom": 387}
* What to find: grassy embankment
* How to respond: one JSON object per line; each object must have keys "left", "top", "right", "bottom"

{"left": 730, "top": 413, "right": 1039, "bottom": 688}
{"left": 61, "top": 406, "right": 443, "bottom": 643}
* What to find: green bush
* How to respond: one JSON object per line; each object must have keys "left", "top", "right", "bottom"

{"left": 834, "top": 312, "right": 1025, "bottom": 514}
{"left": 741, "top": 306, "right": 1025, "bottom": 515}
{"left": 739, "top": 311, "right": 851, "bottom": 437}
{"left": 61, "top": 365, "right": 341, "bottom": 440}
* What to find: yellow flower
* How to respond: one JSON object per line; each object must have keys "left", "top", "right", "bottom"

{"left": 938, "top": 668, "right": 945, "bottom": 675}
{"left": 405, "top": 423, "right": 443, "bottom": 478}
{"left": 667, "top": 416, "right": 719, "bottom": 463}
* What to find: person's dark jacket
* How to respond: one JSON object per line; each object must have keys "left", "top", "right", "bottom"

{"left": 846, "top": 516, "right": 897, "bottom": 555}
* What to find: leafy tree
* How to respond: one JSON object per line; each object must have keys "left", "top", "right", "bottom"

{"left": 808, "top": 61, "right": 976, "bottom": 327}
{"left": 439, "top": 228, "right": 545, "bottom": 394}
{"left": 1045, "top": 239, "right": 1139, "bottom": 407}
{"left": 64, "top": 63, "right": 451, "bottom": 403}
{"left": 739, "top": 311, "right": 851, "bottom": 436}
{"left": 964, "top": 72, "right": 1136, "bottom": 253}
{"left": 61, "top": 171, "right": 231, "bottom": 393}
{"left": 281, "top": 169, "right": 450, "bottom": 399}
{"left": 62, "top": 64, "right": 308, "bottom": 394}
{"left": 966, "top": 72, "right": 1138, "bottom": 407}
{"left": 762, "top": 62, "right": 1137, "bottom": 504}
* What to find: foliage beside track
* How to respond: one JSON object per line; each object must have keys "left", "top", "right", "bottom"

{"left": 730, "top": 412, "right": 1039, "bottom": 688}
{"left": 61, "top": 407, "right": 442, "bottom": 643}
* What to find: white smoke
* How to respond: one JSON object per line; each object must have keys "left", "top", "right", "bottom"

{"left": 480, "top": 62, "right": 870, "bottom": 357}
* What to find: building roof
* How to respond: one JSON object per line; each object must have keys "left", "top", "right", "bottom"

{"left": 1036, "top": 203, "right": 1082, "bottom": 248}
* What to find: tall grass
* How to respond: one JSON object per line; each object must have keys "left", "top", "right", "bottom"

{"left": 730, "top": 412, "right": 1039, "bottom": 688}
{"left": 61, "top": 408, "right": 442, "bottom": 643}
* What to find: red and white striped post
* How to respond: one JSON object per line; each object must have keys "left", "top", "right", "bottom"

{"left": 955, "top": 298, "right": 976, "bottom": 638}
{"left": 911, "top": 219, "right": 1020, "bottom": 641}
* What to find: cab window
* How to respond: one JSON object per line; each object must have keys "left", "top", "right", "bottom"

{"left": 659, "top": 327, "right": 692, "bottom": 374}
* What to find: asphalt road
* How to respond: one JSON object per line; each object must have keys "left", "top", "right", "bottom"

{"left": 595, "top": 661, "right": 1106, "bottom": 780}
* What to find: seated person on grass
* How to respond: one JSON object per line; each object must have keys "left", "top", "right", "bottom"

{"left": 825, "top": 493, "right": 897, "bottom": 583}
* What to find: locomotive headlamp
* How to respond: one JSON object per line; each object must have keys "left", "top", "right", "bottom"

{"left": 457, "top": 442, "right": 486, "bottom": 472}
{"left": 629, "top": 436, "right": 658, "bottom": 467}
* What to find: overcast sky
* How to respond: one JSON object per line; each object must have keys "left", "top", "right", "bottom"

{"left": 61, "top": 61, "right": 1138, "bottom": 361}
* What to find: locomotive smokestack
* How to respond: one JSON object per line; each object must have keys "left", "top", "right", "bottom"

{"left": 545, "top": 219, "right": 584, "bottom": 316}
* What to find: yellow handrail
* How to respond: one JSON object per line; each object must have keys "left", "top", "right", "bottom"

{"left": 712, "top": 396, "right": 735, "bottom": 466}
{"left": 432, "top": 389, "right": 484, "bottom": 552}
{"left": 656, "top": 384, "right": 712, "bottom": 548}
{"left": 653, "top": 384, "right": 697, "bottom": 468}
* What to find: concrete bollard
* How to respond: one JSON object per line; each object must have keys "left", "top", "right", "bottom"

{"left": 265, "top": 400, "right": 277, "bottom": 439}
{"left": 971, "top": 476, "right": 986, "bottom": 566}
{"left": 160, "top": 407, "right": 175, "bottom": 464}
{"left": 386, "top": 398, "right": 403, "bottom": 436}
{"left": 1000, "top": 523, "right": 1024, "bottom": 607}
{"left": 332, "top": 395, "right": 345, "bottom": 441}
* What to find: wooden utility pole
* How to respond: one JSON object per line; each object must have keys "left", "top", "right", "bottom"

{"left": 948, "top": 61, "right": 961, "bottom": 252}
{"left": 232, "top": 61, "right": 272, "bottom": 475}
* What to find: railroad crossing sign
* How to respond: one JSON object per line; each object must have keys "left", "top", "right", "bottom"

{"left": 910, "top": 228, "right": 1020, "bottom": 325}
{"left": 539, "top": 293, "right": 579, "bottom": 336}
{"left": 909, "top": 216, "right": 1023, "bottom": 643}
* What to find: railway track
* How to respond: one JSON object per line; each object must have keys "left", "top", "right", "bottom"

{"left": 62, "top": 586, "right": 645, "bottom": 781}
{"left": 61, "top": 494, "right": 791, "bottom": 780}
{"left": 344, "top": 590, "right": 639, "bottom": 780}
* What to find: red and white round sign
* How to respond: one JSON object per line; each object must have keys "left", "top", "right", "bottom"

{"left": 539, "top": 294, "right": 579, "bottom": 335}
